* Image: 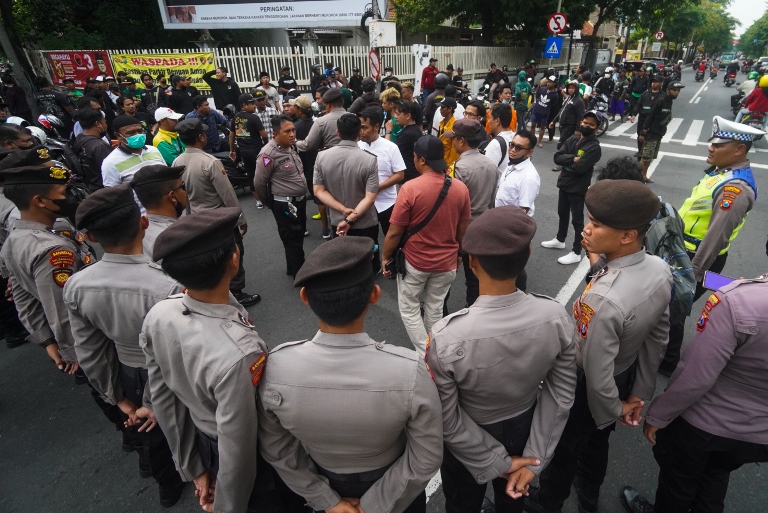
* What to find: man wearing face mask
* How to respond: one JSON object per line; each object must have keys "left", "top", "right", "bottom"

{"left": 130, "top": 165, "right": 188, "bottom": 257}
{"left": 0, "top": 124, "right": 35, "bottom": 151}
{"left": 70, "top": 107, "right": 113, "bottom": 192}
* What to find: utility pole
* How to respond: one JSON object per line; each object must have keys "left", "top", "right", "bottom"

{"left": 0, "top": 16, "right": 38, "bottom": 117}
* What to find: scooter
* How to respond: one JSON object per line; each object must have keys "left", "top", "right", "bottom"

{"left": 725, "top": 72, "right": 736, "bottom": 87}
{"left": 695, "top": 70, "right": 705, "bottom": 82}
{"left": 587, "top": 92, "right": 611, "bottom": 137}
{"left": 732, "top": 92, "right": 745, "bottom": 117}
{"left": 741, "top": 111, "right": 766, "bottom": 131}
{"left": 710, "top": 68, "right": 719, "bottom": 79}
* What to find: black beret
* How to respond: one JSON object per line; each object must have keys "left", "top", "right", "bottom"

{"left": 131, "top": 165, "right": 185, "bottom": 188}
{"left": 585, "top": 179, "right": 660, "bottom": 229}
{"left": 322, "top": 88, "right": 343, "bottom": 104}
{"left": 0, "top": 146, "right": 53, "bottom": 170}
{"left": 75, "top": 184, "right": 137, "bottom": 230}
{"left": 0, "top": 164, "right": 69, "bottom": 185}
{"left": 294, "top": 237, "right": 374, "bottom": 292}
{"left": 176, "top": 118, "right": 208, "bottom": 138}
{"left": 462, "top": 206, "right": 536, "bottom": 256}
{"left": 153, "top": 207, "right": 241, "bottom": 262}
{"left": 112, "top": 115, "right": 142, "bottom": 132}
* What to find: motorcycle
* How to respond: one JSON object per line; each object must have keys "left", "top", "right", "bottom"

{"left": 587, "top": 92, "right": 611, "bottom": 137}
{"left": 741, "top": 111, "right": 766, "bottom": 131}
{"left": 695, "top": 70, "right": 705, "bottom": 82}
{"left": 725, "top": 72, "right": 736, "bottom": 87}
{"left": 710, "top": 68, "right": 719, "bottom": 79}
{"left": 732, "top": 92, "right": 745, "bottom": 117}
{"left": 473, "top": 82, "right": 491, "bottom": 106}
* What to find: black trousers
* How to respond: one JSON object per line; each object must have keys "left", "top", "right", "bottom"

{"left": 653, "top": 417, "right": 768, "bottom": 513}
{"left": 230, "top": 228, "right": 247, "bottom": 293}
{"left": 442, "top": 405, "right": 536, "bottom": 513}
{"left": 271, "top": 199, "right": 307, "bottom": 277}
{"left": 0, "top": 275, "right": 28, "bottom": 342}
{"left": 462, "top": 255, "right": 479, "bottom": 308}
{"left": 557, "top": 125, "right": 577, "bottom": 149}
{"left": 314, "top": 462, "right": 426, "bottom": 513}
{"left": 663, "top": 252, "right": 728, "bottom": 372}
{"left": 556, "top": 189, "right": 585, "bottom": 255}
{"left": 240, "top": 146, "right": 260, "bottom": 185}
{"left": 378, "top": 204, "right": 394, "bottom": 237}
{"left": 120, "top": 364, "right": 181, "bottom": 487}
{"left": 196, "top": 431, "right": 306, "bottom": 513}
{"left": 331, "top": 224, "right": 381, "bottom": 274}
{"left": 537, "top": 365, "right": 636, "bottom": 511}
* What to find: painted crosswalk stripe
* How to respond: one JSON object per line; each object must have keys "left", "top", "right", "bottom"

{"left": 607, "top": 120, "right": 636, "bottom": 137}
{"left": 661, "top": 118, "right": 684, "bottom": 143}
{"left": 683, "top": 120, "right": 704, "bottom": 146}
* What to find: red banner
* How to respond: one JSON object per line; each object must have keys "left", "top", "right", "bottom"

{"left": 43, "top": 51, "right": 115, "bottom": 87}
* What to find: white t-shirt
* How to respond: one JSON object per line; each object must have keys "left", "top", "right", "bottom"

{"left": 494, "top": 157, "right": 540, "bottom": 216}
{"left": 358, "top": 137, "right": 406, "bottom": 212}
{"left": 257, "top": 85, "right": 281, "bottom": 111}
{"left": 430, "top": 103, "right": 465, "bottom": 136}
{"left": 482, "top": 130, "right": 516, "bottom": 175}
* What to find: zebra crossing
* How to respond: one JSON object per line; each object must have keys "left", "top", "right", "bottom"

{"left": 603, "top": 117, "right": 711, "bottom": 146}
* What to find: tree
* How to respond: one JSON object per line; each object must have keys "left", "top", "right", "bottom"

{"left": 738, "top": 10, "right": 768, "bottom": 57}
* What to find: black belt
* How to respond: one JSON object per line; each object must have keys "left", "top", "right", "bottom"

{"left": 683, "top": 234, "right": 702, "bottom": 249}
{"left": 313, "top": 460, "right": 393, "bottom": 484}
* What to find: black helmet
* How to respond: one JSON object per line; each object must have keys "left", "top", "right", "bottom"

{"left": 457, "top": 66, "right": 463, "bottom": 72}
{"left": 582, "top": 71, "right": 592, "bottom": 81}
{"left": 434, "top": 72, "right": 450, "bottom": 88}
{"left": 502, "top": 65, "right": 509, "bottom": 71}
{"left": 384, "top": 65, "right": 393, "bottom": 71}
{"left": 352, "top": 67, "right": 360, "bottom": 72}
{"left": 446, "top": 64, "right": 454, "bottom": 71}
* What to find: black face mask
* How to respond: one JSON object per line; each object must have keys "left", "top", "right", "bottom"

{"left": 43, "top": 188, "right": 79, "bottom": 219}
{"left": 174, "top": 197, "right": 187, "bottom": 218}
{"left": 580, "top": 125, "right": 596, "bottom": 137}
{"left": 508, "top": 155, "right": 528, "bottom": 166}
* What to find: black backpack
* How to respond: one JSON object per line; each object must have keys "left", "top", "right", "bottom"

{"left": 478, "top": 135, "right": 507, "bottom": 167}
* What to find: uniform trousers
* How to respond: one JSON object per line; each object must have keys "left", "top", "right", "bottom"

{"left": 271, "top": 198, "right": 307, "bottom": 277}
{"left": 556, "top": 190, "right": 585, "bottom": 255}
{"left": 196, "top": 430, "right": 306, "bottom": 513}
{"left": 537, "top": 364, "right": 636, "bottom": 511}
{"left": 442, "top": 404, "right": 536, "bottom": 513}
{"left": 230, "top": 228, "right": 247, "bottom": 293}
{"left": 314, "top": 462, "right": 426, "bottom": 513}
{"left": 330, "top": 224, "right": 380, "bottom": 274}
{"left": 662, "top": 252, "right": 728, "bottom": 373}
{"left": 653, "top": 416, "right": 768, "bottom": 513}
{"left": 119, "top": 364, "right": 182, "bottom": 487}
{"left": 0, "top": 275, "right": 28, "bottom": 343}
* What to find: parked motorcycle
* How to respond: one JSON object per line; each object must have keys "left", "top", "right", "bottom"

{"left": 725, "top": 72, "right": 736, "bottom": 87}
{"left": 587, "top": 92, "right": 610, "bottom": 137}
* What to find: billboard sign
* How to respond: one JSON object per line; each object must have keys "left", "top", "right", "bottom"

{"left": 158, "top": 0, "right": 368, "bottom": 29}
{"left": 111, "top": 52, "right": 216, "bottom": 86}
{"left": 43, "top": 51, "right": 115, "bottom": 87}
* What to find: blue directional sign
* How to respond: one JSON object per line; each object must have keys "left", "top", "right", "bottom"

{"left": 544, "top": 36, "right": 563, "bottom": 58}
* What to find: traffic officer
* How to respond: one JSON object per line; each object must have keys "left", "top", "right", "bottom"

{"left": 130, "top": 164, "right": 187, "bottom": 257}
{"left": 621, "top": 239, "right": 768, "bottom": 513}
{"left": 254, "top": 114, "right": 308, "bottom": 278}
{"left": 65, "top": 184, "right": 185, "bottom": 507}
{"left": 258, "top": 236, "right": 443, "bottom": 513}
{"left": 427, "top": 206, "right": 576, "bottom": 513}
{"left": 525, "top": 179, "right": 673, "bottom": 513}
{"left": 141, "top": 207, "right": 305, "bottom": 513}
{"left": 661, "top": 116, "right": 765, "bottom": 375}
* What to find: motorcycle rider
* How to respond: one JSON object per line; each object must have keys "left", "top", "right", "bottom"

{"left": 452, "top": 66, "right": 468, "bottom": 94}
{"left": 593, "top": 67, "right": 615, "bottom": 97}
{"left": 725, "top": 59, "right": 740, "bottom": 83}
{"left": 424, "top": 72, "right": 450, "bottom": 131}
{"left": 736, "top": 75, "right": 768, "bottom": 127}
{"left": 732, "top": 71, "right": 759, "bottom": 113}
{"left": 486, "top": 63, "right": 507, "bottom": 100}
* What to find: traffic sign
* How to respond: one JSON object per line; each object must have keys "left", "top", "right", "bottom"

{"left": 548, "top": 12, "right": 568, "bottom": 35}
{"left": 368, "top": 48, "right": 380, "bottom": 80}
{"left": 688, "top": 41, "right": 694, "bottom": 47}
{"left": 654, "top": 31, "right": 665, "bottom": 40}
{"left": 544, "top": 36, "right": 563, "bottom": 58}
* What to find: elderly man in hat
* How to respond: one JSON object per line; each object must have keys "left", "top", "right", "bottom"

{"left": 525, "top": 179, "right": 673, "bottom": 513}
{"left": 660, "top": 115, "right": 765, "bottom": 376}
{"left": 428, "top": 206, "right": 576, "bottom": 513}
{"left": 65, "top": 184, "right": 185, "bottom": 507}
{"left": 258, "top": 236, "right": 443, "bottom": 513}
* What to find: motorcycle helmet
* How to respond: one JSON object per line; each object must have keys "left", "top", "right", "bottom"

{"left": 759, "top": 75, "right": 768, "bottom": 88}
{"left": 748, "top": 71, "right": 759, "bottom": 80}
{"left": 733, "top": 59, "right": 739, "bottom": 63}
{"left": 37, "top": 114, "right": 64, "bottom": 131}
{"left": 27, "top": 126, "right": 47, "bottom": 145}
{"left": 434, "top": 73, "right": 450, "bottom": 89}
{"left": 604, "top": 66, "right": 614, "bottom": 74}
{"left": 502, "top": 65, "right": 509, "bottom": 72}
{"left": 352, "top": 67, "right": 360, "bottom": 72}
{"left": 222, "top": 104, "right": 237, "bottom": 118}
{"left": 457, "top": 66, "right": 463, "bottom": 72}
{"left": 6, "top": 116, "right": 30, "bottom": 127}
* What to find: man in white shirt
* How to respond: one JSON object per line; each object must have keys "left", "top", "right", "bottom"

{"left": 494, "top": 129, "right": 540, "bottom": 291}
{"left": 357, "top": 107, "right": 405, "bottom": 236}
{"left": 482, "top": 103, "right": 516, "bottom": 175}
{"left": 255, "top": 71, "right": 282, "bottom": 113}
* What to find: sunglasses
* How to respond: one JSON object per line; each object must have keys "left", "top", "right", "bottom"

{"left": 510, "top": 144, "right": 532, "bottom": 152}
{"left": 158, "top": 181, "right": 185, "bottom": 197}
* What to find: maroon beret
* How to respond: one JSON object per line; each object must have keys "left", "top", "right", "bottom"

{"left": 585, "top": 179, "right": 660, "bottom": 229}
{"left": 462, "top": 206, "right": 537, "bottom": 256}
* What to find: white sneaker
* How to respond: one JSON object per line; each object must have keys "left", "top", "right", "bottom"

{"left": 541, "top": 238, "right": 566, "bottom": 249}
{"left": 558, "top": 252, "right": 583, "bottom": 265}
{"left": 256, "top": 201, "right": 264, "bottom": 209}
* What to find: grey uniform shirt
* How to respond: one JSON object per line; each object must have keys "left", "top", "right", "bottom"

{"left": 427, "top": 292, "right": 577, "bottom": 480}
{"left": 174, "top": 148, "right": 245, "bottom": 227}
{"left": 258, "top": 331, "right": 443, "bottom": 513}
{"left": 574, "top": 250, "right": 672, "bottom": 428}
{"left": 64, "top": 253, "right": 183, "bottom": 405}
{"left": 295, "top": 107, "right": 345, "bottom": 152}
{"left": 142, "top": 214, "right": 176, "bottom": 259}
{"left": 313, "top": 140, "right": 379, "bottom": 228}
{"left": 0, "top": 220, "right": 95, "bottom": 360}
{"left": 254, "top": 139, "right": 308, "bottom": 200}
{"left": 141, "top": 293, "right": 267, "bottom": 513}
{"left": 453, "top": 149, "right": 499, "bottom": 220}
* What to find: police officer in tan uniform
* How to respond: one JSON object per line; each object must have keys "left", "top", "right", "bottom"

{"left": 129, "top": 164, "right": 187, "bottom": 258}
{"left": 141, "top": 207, "right": 304, "bottom": 513}
{"left": 258, "top": 237, "right": 443, "bottom": 513}
{"left": 65, "top": 185, "right": 185, "bottom": 507}
{"left": 525, "top": 179, "right": 673, "bottom": 513}
{"left": 427, "top": 206, "right": 576, "bottom": 513}
{"left": 254, "top": 114, "right": 308, "bottom": 277}
{"left": 295, "top": 88, "right": 345, "bottom": 153}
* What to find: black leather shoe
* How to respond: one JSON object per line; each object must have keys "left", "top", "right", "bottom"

{"left": 621, "top": 486, "right": 655, "bottom": 513}
{"left": 551, "top": 165, "right": 562, "bottom": 172}
{"left": 5, "top": 333, "right": 29, "bottom": 348}
{"left": 159, "top": 481, "right": 185, "bottom": 508}
{"left": 233, "top": 291, "right": 261, "bottom": 307}
{"left": 524, "top": 486, "right": 562, "bottom": 513}
{"left": 480, "top": 497, "right": 495, "bottom": 513}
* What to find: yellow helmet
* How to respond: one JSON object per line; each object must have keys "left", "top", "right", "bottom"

{"left": 759, "top": 75, "right": 768, "bottom": 88}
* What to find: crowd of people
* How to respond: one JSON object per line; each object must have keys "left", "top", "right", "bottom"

{"left": 0, "top": 57, "right": 766, "bottom": 513}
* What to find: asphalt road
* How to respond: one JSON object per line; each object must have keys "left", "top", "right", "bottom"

{"left": 2, "top": 68, "right": 767, "bottom": 513}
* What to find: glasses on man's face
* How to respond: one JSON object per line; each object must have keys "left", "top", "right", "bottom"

{"left": 510, "top": 144, "right": 531, "bottom": 152}
{"left": 464, "top": 111, "right": 478, "bottom": 118}
{"left": 160, "top": 182, "right": 185, "bottom": 197}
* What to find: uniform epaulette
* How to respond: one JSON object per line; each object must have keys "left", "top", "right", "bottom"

{"left": 362, "top": 149, "right": 378, "bottom": 158}
{"left": 374, "top": 341, "right": 418, "bottom": 361}
{"left": 166, "top": 293, "right": 185, "bottom": 299}
{"left": 271, "top": 339, "right": 309, "bottom": 353}
{"left": 530, "top": 292, "right": 559, "bottom": 302}
{"left": 431, "top": 308, "right": 469, "bottom": 334}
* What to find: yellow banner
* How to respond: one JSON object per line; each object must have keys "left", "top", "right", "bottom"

{"left": 110, "top": 52, "right": 216, "bottom": 88}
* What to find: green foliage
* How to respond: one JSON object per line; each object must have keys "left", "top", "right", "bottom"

{"left": 739, "top": 10, "right": 768, "bottom": 57}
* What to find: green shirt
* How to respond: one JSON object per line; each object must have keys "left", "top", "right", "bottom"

{"left": 514, "top": 82, "right": 531, "bottom": 111}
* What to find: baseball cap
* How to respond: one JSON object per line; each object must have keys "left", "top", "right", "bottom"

{"left": 414, "top": 135, "right": 447, "bottom": 171}
{"left": 252, "top": 90, "right": 268, "bottom": 100}
{"left": 429, "top": 57, "right": 438, "bottom": 62}
{"left": 289, "top": 96, "right": 312, "bottom": 111}
{"left": 443, "top": 118, "right": 485, "bottom": 139}
{"left": 121, "top": 77, "right": 136, "bottom": 84}
{"left": 446, "top": 64, "right": 454, "bottom": 71}
{"left": 154, "top": 107, "right": 183, "bottom": 122}
{"left": 239, "top": 93, "right": 257, "bottom": 105}
{"left": 438, "top": 97, "right": 457, "bottom": 109}
{"left": 666, "top": 81, "right": 685, "bottom": 89}
{"left": 176, "top": 118, "right": 208, "bottom": 138}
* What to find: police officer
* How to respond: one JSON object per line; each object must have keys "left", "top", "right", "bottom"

{"left": 525, "top": 180, "right": 673, "bottom": 513}
{"left": 661, "top": 116, "right": 765, "bottom": 376}
{"left": 258, "top": 236, "right": 443, "bottom": 513}
{"left": 65, "top": 185, "right": 185, "bottom": 507}
{"left": 295, "top": 88, "right": 346, "bottom": 153}
{"left": 254, "top": 114, "right": 308, "bottom": 277}
{"left": 427, "top": 206, "right": 576, "bottom": 513}
{"left": 130, "top": 164, "right": 187, "bottom": 257}
{"left": 621, "top": 240, "right": 768, "bottom": 513}
{"left": 142, "top": 207, "right": 305, "bottom": 513}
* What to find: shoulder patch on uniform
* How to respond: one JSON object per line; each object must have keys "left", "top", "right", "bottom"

{"left": 375, "top": 342, "right": 418, "bottom": 361}
{"left": 719, "top": 198, "right": 733, "bottom": 210}
{"left": 83, "top": 254, "right": 93, "bottom": 265}
{"left": 262, "top": 156, "right": 272, "bottom": 166}
{"left": 577, "top": 302, "right": 594, "bottom": 339}
{"left": 50, "top": 249, "right": 75, "bottom": 268}
{"left": 53, "top": 268, "right": 73, "bottom": 287}
{"left": 722, "top": 185, "right": 741, "bottom": 195}
{"left": 270, "top": 339, "right": 309, "bottom": 353}
{"left": 250, "top": 353, "right": 266, "bottom": 386}
{"left": 696, "top": 293, "right": 720, "bottom": 332}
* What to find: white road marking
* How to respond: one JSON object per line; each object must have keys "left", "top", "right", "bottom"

{"left": 607, "top": 120, "right": 636, "bottom": 137}
{"left": 689, "top": 78, "right": 711, "bottom": 104}
{"left": 425, "top": 472, "right": 441, "bottom": 501}
{"left": 704, "top": 86, "right": 709, "bottom": 91}
{"left": 694, "top": 97, "right": 701, "bottom": 104}
{"left": 555, "top": 258, "right": 591, "bottom": 305}
{"left": 599, "top": 142, "right": 768, "bottom": 169}
{"left": 661, "top": 118, "right": 683, "bottom": 143}
{"left": 683, "top": 120, "right": 704, "bottom": 145}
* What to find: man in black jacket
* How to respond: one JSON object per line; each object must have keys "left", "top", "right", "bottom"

{"left": 70, "top": 107, "right": 114, "bottom": 191}
{"left": 551, "top": 81, "right": 585, "bottom": 171}
{"left": 348, "top": 77, "right": 380, "bottom": 114}
{"left": 541, "top": 111, "right": 603, "bottom": 265}
{"left": 637, "top": 81, "right": 684, "bottom": 183}
{"left": 202, "top": 66, "right": 241, "bottom": 110}
{"left": 627, "top": 67, "right": 650, "bottom": 120}
{"left": 630, "top": 74, "right": 664, "bottom": 157}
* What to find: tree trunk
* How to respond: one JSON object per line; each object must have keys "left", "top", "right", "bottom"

{"left": 0, "top": 1, "right": 39, "bottom": 117}
{"left": 481, "top": 4, "right": 495, "bottom": 45}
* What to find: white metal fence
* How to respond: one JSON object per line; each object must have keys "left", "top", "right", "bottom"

{"left": 29, "top": 45, "right": 583, "bottom": 92}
